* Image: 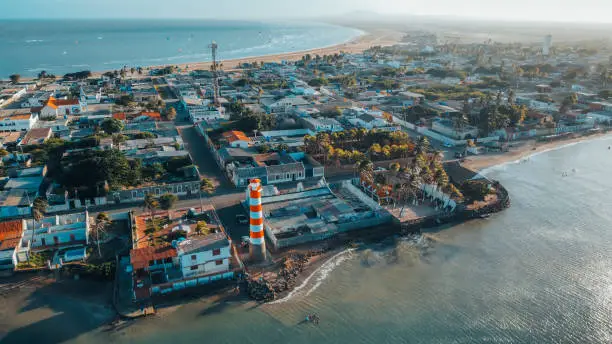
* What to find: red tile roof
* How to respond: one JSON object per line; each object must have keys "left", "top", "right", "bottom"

{"left": 140, "top": 112, "right": 161, "bottom": 120}
{"left": 0, "top": 220, "right": 23, "bottom": 251}
{"left": 130, "top": 245, "right": 177, "bottom": 270}
{"left": 112, "top": 112, "right": 127, "bottom": 120}
{"left": 55, "top": 99, "right": 80, "bottom": 106}
{"left": 222, "top": 130, "right": 250, "bottom": 143}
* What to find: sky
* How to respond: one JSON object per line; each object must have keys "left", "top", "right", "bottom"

{"left": 1, "top": 0, "right": 611, "bottom": 23}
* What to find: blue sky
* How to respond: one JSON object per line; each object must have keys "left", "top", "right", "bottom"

{"left": 2, "top": 0, "right": 610, "bottom": 22}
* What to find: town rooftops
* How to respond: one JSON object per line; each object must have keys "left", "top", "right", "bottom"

{"left": 222, "top": 130, "right": 250, "bottom": 143}
{"left": 140, "top": 112, "right": 162, "bottom": 121}
{"left": 5, "top": 113, "right": 32, "bottom": 121}
{"left": 0, "top": 189, "right": 31, "bottom": 207}
{"left": 130, "top": 245, "right": 177, "bottom": 270}
{"left": 234, "top": 166, "right": 268, "bottom": 179}
{"left": 176, "top": 232, "right": 229, "bottom": 255}
{"left": 4, "top": 176, "right": 43, "bottom": 191}
{"left": 0, "top": 220, "right": 24, "bottom": 251}
{"left": 20, "top": 127, "right": 52, "bottom": 145}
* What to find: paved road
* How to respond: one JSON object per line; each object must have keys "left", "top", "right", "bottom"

{"left": 178, "top": 125, "right": 234, "bottom": 192}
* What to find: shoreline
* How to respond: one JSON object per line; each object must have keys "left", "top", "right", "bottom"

{"left": 94, "top": 29, "right": 402, "bottom": 77}
{"left": 462, "top": 131, "right": 612, "bottom": 173}
{"left": 16, "top": 28, "right": 402, "bottom": 80}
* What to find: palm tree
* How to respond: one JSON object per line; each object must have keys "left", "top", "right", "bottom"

{"left": 93, "top": 212, "right": 111, "bottom": 257}
{"left": 143, "top": 193, "right": 159, "bottom": 216}
{"left": 32, "top": 196, "right": 47, "bottom": 222}
{"left": 199, "top": 177, "right": 216, "bottom": 210}
{"left": 358, "top": 160, "right": 374, "bottom": 184}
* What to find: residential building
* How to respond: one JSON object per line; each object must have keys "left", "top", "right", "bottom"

{"left": 300, "top": 116, "right": 344, "bottom": 133}
{"left": 431, "top": 118, "right": 479, "bottom": 140}
{"left": 0, "top": 220, "right": 23, "bottom": 270}
{"left": 221, "top": 130, "right": 251, "bottom": 148}
{"left": 40, "top": 96, "right": 85, "bottom": 118}
{"left": 79, "top": 86, "right": 103, "bottom": 104}
{"left": 14, "top": 212, "right": 91, "bottom": 264}
{"left": 261, "top": 96, "right": 310, "bottom": 114}
{"left": 19, "top": 127, "right": 52, "bottom": 146}
{"left": 129, "top": 206, "right": 241, "bottom": 301}
{"left": 0, "top": 113, "right": 38, "bottom": 132}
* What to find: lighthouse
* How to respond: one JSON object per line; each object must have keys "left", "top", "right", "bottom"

{"left": 248, "top": 178, "right": 266, "bottom": 261}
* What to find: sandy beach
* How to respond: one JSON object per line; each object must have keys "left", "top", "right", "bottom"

{"left": 86, "top": 29, "right": 403, "bottom": 78}
{"left": 462, "top": 131, "right": 612, "bottom": 172}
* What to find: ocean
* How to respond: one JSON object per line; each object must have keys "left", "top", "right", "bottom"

{"left": 0, "top": 20, "right": 363, "bottom": 78}
{"left": 50, "top": 136, "right": 606, "bottom": 344}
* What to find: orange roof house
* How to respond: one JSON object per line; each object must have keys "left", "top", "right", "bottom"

{"left": 140, "top": 112, "right": 161, "bottom": 121}
{"left": 112, "top": 112, "right": 127, "bottom": 120}
{"left": 221, "top": 130, "right": 250, "bottom": 147}
{"left": 0, "top": 220, "right": 24, "bottom": 251}
{"left": 46, "top": 96, "right": 58, "bottom": 109}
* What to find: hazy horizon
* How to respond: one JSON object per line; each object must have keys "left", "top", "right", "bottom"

{"left": 2, "top": 0, "right": 612, "bottom": 24}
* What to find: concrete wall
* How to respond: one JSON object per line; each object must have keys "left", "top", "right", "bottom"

{"left": 179, "top": 247, "right": 231, "bottom": 278}
{"left": 260, "top": 187, "right": 331, "bottom": 205}
{"left": 343, "top": 180, "right": 381, "bottom": 210}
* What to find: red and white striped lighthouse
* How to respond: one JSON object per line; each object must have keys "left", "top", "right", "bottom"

{"left": 248, "top": 178, "right": 266, "bottom": 261}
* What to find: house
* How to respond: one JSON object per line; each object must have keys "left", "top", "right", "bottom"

{"left": 221, "top": 130, "right": 251, "bottom": 148}
{"left": 79, "top": 86, "right": 103, "bottom": 104}
{"left": 40, "top": 96, "right": 85, "bottom": 118}
{"left": 535, "top": 84, "right": 552, "bottom": 93}
{"left": 14, "top": 212, "right": 91, "bottom": 265}
{"left": 261, "top": 96, "right": 310, "bottom": 114}
{"left": 349, "top": 113, "right": 390, "bottom": 129}
{"left": 300, "top": 116, "right": 344, "bottom": 133}
{"left": 19, "top": 127, "right": 52, "bottom": 146}
{"left": 21, "top": 91, "right": 52, "bottom": 108}
{"left": 431, "top": 118, "right": 479, "bottom": 140}
{"left": 0, "top": 220, "right": 23, "bottom": 270}
{"left": 0, "top": 113, "right": 38, "bottom": 132}
{"left": 137, "top": 112, "right": 162, "bottom": 121}
{"left": 0, "top": 189, "right": 32, "bottom": 219}
{"left": 129, "top": 206, "right": 240, "bottom": 301}
{"left": 399, "top": 91, "right": 425, "bottom": 107}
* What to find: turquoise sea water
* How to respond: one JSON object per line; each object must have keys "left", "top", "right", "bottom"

{"left": 0, "top": 20, "right": 362, "bottom": 77}
{"left": 68, "top": 136, "right": 609, "bottom": 344}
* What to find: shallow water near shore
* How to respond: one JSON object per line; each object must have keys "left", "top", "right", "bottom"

{"left": 0, "top": 19, "right": 362, "bottom": 77}
{"left": 9, "top": 136, "right": 612, "bottom": 343}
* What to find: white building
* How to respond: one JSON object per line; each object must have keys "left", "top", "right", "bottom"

{"left": 262, "top": 96, "right": 310, "bottom": 114}
{"left": 0, "top": 113, "right": 38, "bottom": 131}
{"left": 176, "top": 232, "right": 231, "bottom": 278}
{"left": 300, "top": 116, "right": 344, "bottom": 132}
{"left": 40, "top": 96, "right": 85, "bottom": 118}
{"left": 14, "top": 212, "right": 91, "bottom": 263}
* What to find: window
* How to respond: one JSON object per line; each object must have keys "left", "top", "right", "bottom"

{"left": 191, "top": 255, "right": 197, "bottom": 260}
{"left": 155, "top": 188, "right": 161, "bottom": 195}
{"left": 190, "top": 265, "right": 198, "bottom": 270}
{"left": 53, "top": 236, "right": 59, "bottom": 245}
{"left": 212, "top": 248, "right": 221, "bottom": 256}
{"left": 132, "top": 191, "right": 137, "bottom": 198}
{"left": 164, "top": 257, "right": 172, "bottom": 263}
{"left": 215, "top": 260, "right": 223, "bottom": 265}
{"left": 70, "top": 234, "right": 75, "bottom": 242}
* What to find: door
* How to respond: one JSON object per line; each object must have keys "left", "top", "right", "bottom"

{"left": 53, "top": 236, "right": 59, "bottom": 245}
{"left": 70, "top": 234, "right": 76, "bottom": 242}
{"left": 41, "top": 238, "right": 46, "bottom": 246}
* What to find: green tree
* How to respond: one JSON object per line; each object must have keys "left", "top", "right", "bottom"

{"left": 9, "top": 74, "right": 20, "bottom": 83}
{"left": 358, "top": 159, "right": 374, "bottom": 183}
{"left": 100, "top": 118, "right": 124, "bottom": 134}
{"left": 200, "top": 177, "right": 215, "bottom": 195}
{"left": 158, "top": 194, "right": 178, "bottom": 210}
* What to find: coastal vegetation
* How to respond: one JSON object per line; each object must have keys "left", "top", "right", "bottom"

{"left": 303, "top": 129, "right": 415, "bottom": 165}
